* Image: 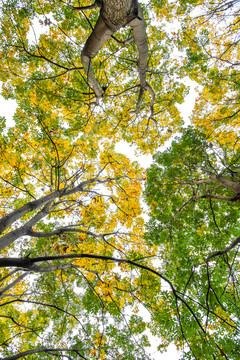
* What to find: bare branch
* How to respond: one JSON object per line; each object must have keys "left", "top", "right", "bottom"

{"left": 80, "top": 1, "right": 155, "bottom": 111}
{"left": 1, "top": 347, "right": 89, "bottom": 360}
{"left": 0, "top": 202, "right": 51, "bottom": 251}
{"left": 81, "top": 14, "right": 113, "bottom": 99}
{"left": 201, "top": 167, "right": 240, "bottom": 193}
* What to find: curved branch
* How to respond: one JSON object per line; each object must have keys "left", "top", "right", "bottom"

{"left": 2, "top": 298, "right": 85, "bottom": 327}
{"left": 129, "top": 6, "right": 155, "bottom": 113}
{"left": 0, "top": 253, "right": 205, "bottom": 333}
{"left": 73, "top": 0, "right": 102, "bottom": 11}
{"left": 14, "top": 43, "right": 82, "bottom": 72}
{"left": 81, "top": 14, "right": 113, "bottom": 99}
{"left": 80, "top": 1, "right": 155, "bottom": 111}
{"left": 206, "top": 236, "right": 240, "bottom": 262}
{"left": 0, "top": 314, "right": 40, "bottom": 336}
{"left": 0, "top": 253, "right": 172, "bottom": 288}
{"left": 1, "top": 347, "right": 88, "bottom": 360}
{"left": 202, "top": 168, "right": 240, "bottom": 193}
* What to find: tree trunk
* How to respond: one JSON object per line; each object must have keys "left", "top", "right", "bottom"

{"left": 81, "top": 0, "right": 153, "bottom": 107}
{"left": 101, "top": 0, "right": 138, "bottom": 32}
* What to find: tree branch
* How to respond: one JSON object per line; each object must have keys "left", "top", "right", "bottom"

{"left": 0, "top": 271, "right": 29, "bottom": 296}
{"left": 0, "top": 174, "right": 117, "bottom": 244}
{"left": 201, "top": 167, "right": 240, "bottom": 193}
{"left": 0, "top": 253, "right": 207, "bottom": 335}
{"left": 1, "top": 347, "right": 89, "bottom": 360}
{"left": 0, "top": 202, "right": 51, "bottom": 251}
{"left": 73, "top": 0, "right": 102, "bottom": 11}
{"left": 206, "top": 236, "right": 240, "bottom": 262}
{"left": 200, "top": 193, "right": 240, "bottom": 202}
{"left": 80, "top": 1, "right": 155, "bottom": 111}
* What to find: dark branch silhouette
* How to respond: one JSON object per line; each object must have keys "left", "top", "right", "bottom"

{"left": 1, "top": 347, "right": 88, "bottom": 360}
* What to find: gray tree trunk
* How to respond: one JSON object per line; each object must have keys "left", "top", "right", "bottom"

{"left": 101, "top": 0, "right": 138, "bottom": 32}
{"left": 81, "top": 0, "right": 154, "bottom": 110}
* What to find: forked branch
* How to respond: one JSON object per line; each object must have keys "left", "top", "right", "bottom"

{"left": 80, "top": 0, "right": 155, "bottom": 112}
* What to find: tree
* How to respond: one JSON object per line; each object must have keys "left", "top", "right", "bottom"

{"left": 0, "top": 1, "right": 167, "bottom": 358}
{"left": 0, "top": 0, "right": 240, "bottom": 359}
{"left": 0, "top": 95, "right": 157, "bottom": 358}
{"left": 79, "top": 0, "right": 155, "bottom": 113}
{"left": 0, "top": 0, "right": 185, "bottom": 151}
{"left": 171, "top": 0, "right": 240, "bottom": 146}
{"left": 145, "top": 128, "right": 240, "bottom": 359}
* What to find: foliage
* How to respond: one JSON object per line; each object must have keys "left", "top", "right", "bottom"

{"left": 145, "top": 128, "right": 240, "bottom": 359}
{"left": 0, "top": 0, "right": 240, "bottom": 359}
{"left": 175, "top": 0, "right": 240, "bottom": 145}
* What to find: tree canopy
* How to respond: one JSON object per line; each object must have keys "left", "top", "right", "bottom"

{"left": 0, "top": 0, "right": 239, "bottom": 359}
{"left": 145, "top": 128, "right": 240, "bottom": 358}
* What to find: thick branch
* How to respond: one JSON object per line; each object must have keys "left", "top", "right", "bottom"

{"left": 202, "top": 168, "right": 240, "bottom": 193}
{"left": 214, "top": 174, "right": 240, "bottom": 193}
{"left": 199, "top": 193, "right": 240, "bottom": 202}
{"left": 0, "top": 203, "right": 51, "bottom": 251}
{"left": 0, "top": 175, "right": 120, "bottom": 251}
{"left": 128, "top": 5, "right": 155, "bottom": 112}
{"left": 0, "top": 175, "right": 110, "bottom": 238}
{"left": 1, "top": 347, "right": 88, "bottom": 360}
{"left": 80, "top": 1, "right": 155, "bottom": 110}
{"left": 129, "top": 5, "right": 148, "bottom": 89}
{"left": 81, "top": 14, "right": 113, "bottom": 99}
{"left": 0, "top": 253, "right": 205, "bottom": 332}
{"left": 206, "top": 236, "right": 240, "bottom": 262}
{"left": 0, "top": 272, "right": 29, "bottom": 296}
{"left": 0, "top": 191, "right": 62, "bottom": 235}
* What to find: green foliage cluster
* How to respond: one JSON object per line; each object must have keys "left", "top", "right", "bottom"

{"left": 145, "top": 128, "right": 240, "bottom": 358}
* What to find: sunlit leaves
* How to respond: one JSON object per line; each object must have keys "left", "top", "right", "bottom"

{"left": 169, "top": 0, "right": 240, "bottom": 145}
{"left": 1, "top": 0, "right": 240, "bottom": 358}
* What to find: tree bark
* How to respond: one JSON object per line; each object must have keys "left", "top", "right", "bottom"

{"left": 81, "top": 0, "right": 155, "bottom": 111}
{"left": 0, "top": 176, "right": 100, "bottom": 235}
{"left": 2, "top": 347, "right": 89, "bottom": 360}
{"left": 81, "top": 15, "right": 113, "bottom": 98}
{"left": 0, "top": 190, "right": 63, "bottom": 235}
{"left": 206, "top": 236, "right": 240, "bottom": 262}
{"left": 129, "top": 5, "right": 148, "bottom": 89}
{"left": 101, "top": 0, "right": 138, "bottom": 32}
{"left": 202, "top": 167, "right": 240, "bottom": 193}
